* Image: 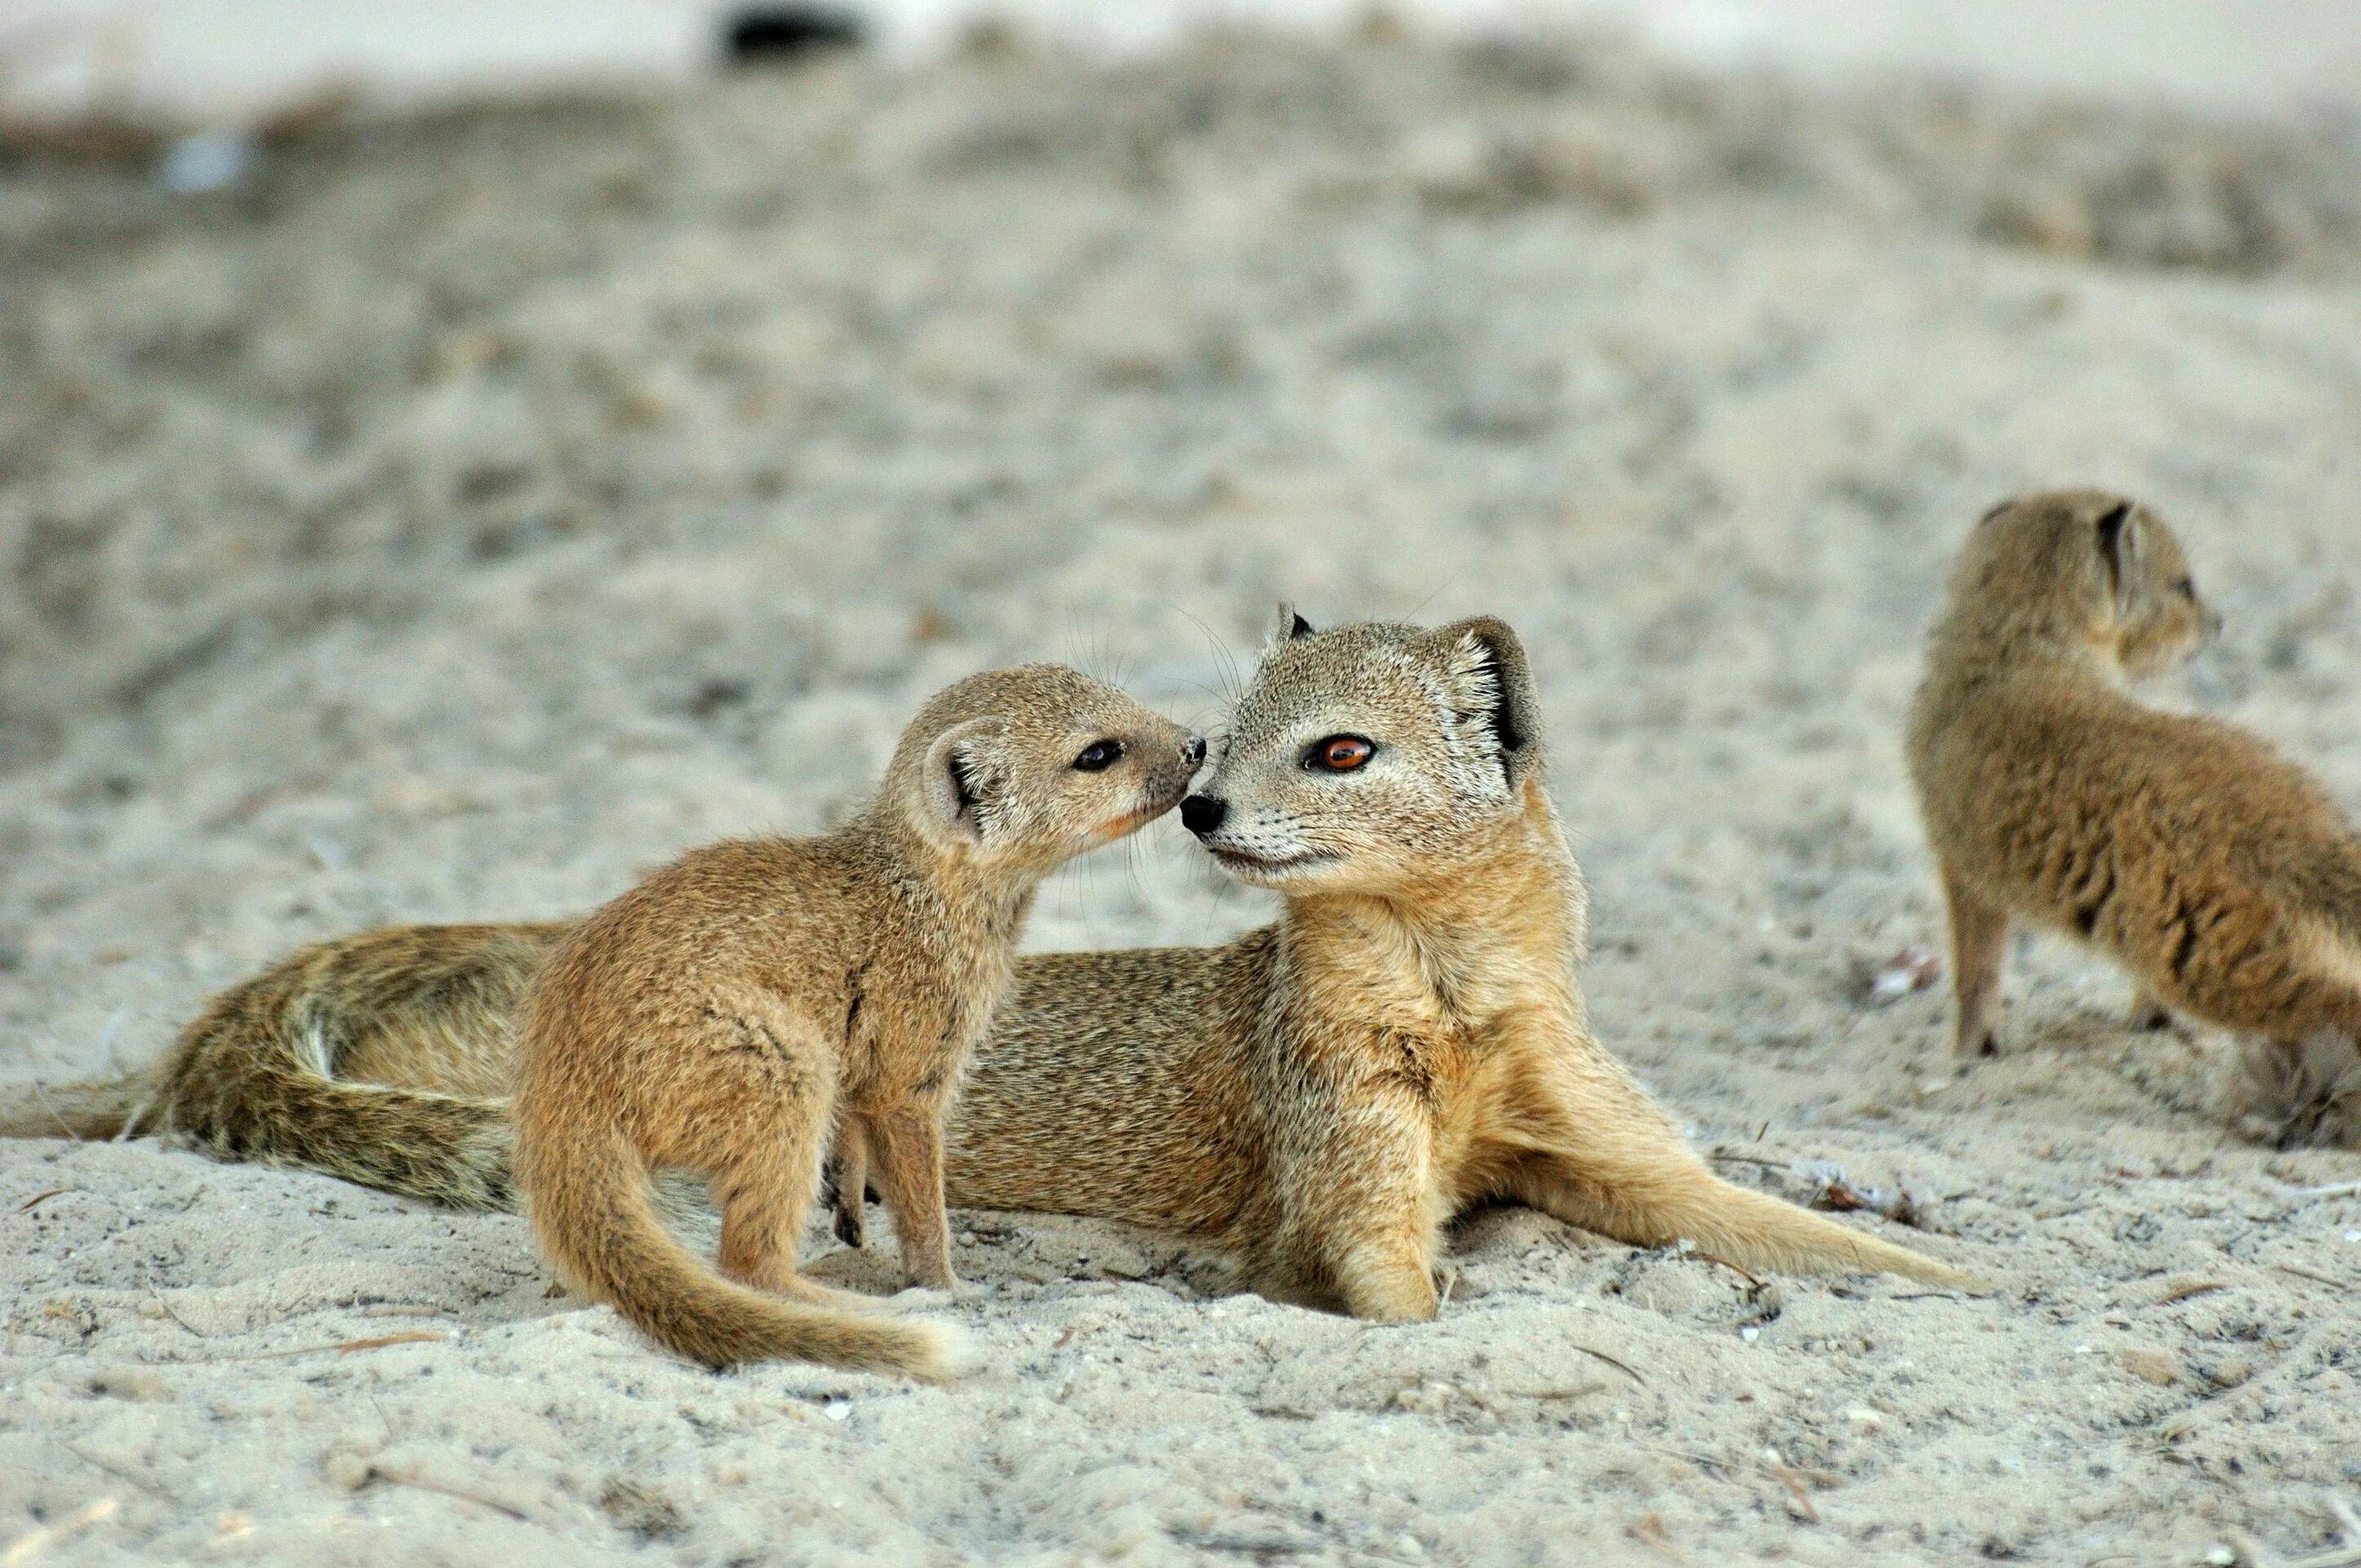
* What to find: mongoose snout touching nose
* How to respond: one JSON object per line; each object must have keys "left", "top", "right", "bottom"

{"left": 512, "top": 663, "right": 1194, "bottom": 1375}
{"left": 1907, "top": 490, "right": 2361, "bottom": 1146}
{"left": 1179, "top": 794, "right": 1228, "bottom": 835}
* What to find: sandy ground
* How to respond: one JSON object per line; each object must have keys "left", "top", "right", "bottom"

{"left": 6, "top": 25, "right": 2361, "bottom": 1568}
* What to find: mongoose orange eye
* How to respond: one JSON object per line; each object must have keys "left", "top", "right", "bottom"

{"left": 1309, "top": 735, "right": 1374, "bottom": 773}
{"left": 1073, "top": 739, "right": 1124, "bottom": 772}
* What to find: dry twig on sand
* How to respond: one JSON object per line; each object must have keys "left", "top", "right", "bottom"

{"left": 2226, "top": 1496, "right": 2361, "bottom": 1568}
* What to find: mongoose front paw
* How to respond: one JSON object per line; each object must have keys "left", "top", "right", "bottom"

{"left": 1337, "top": 1252, "right": 1442, "bottom": 1321}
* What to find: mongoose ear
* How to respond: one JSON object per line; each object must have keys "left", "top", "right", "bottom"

{"left": 918, "top": 717, "right": 1004, "bottom": 847}
{"left": 2095, "top": 498, "right": 2139, "bottom": 606}
{"left": 1429, "top": 616, "right": 1542, "bottom": 787}
{"left": 1978, "top": 495, "right": 2019, "bottom": 525}
{"left": 1272, "top": 603, "right": 1316, "bottom": 644}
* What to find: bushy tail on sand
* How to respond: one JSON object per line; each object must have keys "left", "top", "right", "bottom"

{"left": 0, "top": 1076, "right": 155, "bottom": 1141}
{"left": 175, "top": 1056, "right": 520, "bottom": 1210}
{"left": 519, "top": 1119, "right": 965, "bottom": 1378}
{"left": 0, "top": 1056, "right": 519, "bottom": 1209}
{"left": 0, "top": 926, "right": 548, "bottom": 1209}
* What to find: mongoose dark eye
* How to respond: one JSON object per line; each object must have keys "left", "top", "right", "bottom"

{"left": 1073, "top": 739, "right": 1124, "bottom": 773}
{"left": 1307, "top": 735, "right": 1374, "bottom": 773}
{"left": 2173, "top": 576, "right": 2195, "bottom": 600}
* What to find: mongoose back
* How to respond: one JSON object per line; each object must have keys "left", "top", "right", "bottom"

{"left": 513, "top": 664, "right": 1197, "bottom": 1375}
{"left": 1907, "top": 490, "right": 2361, "bottom": 1144}
{"left": 11, "top": 617, "right": 1971, "bottom": 1304}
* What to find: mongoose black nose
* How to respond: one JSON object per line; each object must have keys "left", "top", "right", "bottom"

{"left": 1180, "top": 795, "right": 1228, "bottom": 836}
{"left": 1184, "top": 736, "right": 1207, "bottom": 766}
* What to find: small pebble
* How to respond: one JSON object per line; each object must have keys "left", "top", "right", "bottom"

{"left": 322, "top": 1451, "right": 374, "bottom": 1492}
{"left": 1739, "top": 1326, "right": 1761, "bottom": 1343}
{"left": 823, "top": 1399, "right": 851, "bottom": 1421}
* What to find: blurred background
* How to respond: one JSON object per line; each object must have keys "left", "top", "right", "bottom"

{"left": 11, "top": 0, "right": 2361, "bottom": 127}
{"left": 6, "top": 8, "right": 2361, "bottom": 1559}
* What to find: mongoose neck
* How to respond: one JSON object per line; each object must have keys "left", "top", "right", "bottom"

{"left": 858, "top": 803, "right": 1043, "bottom": 937}
{"left": 1926, "top": 605, "right": 2128, "bottom": 694}
{"left": 1281, "top": 793, "right": 1584, "bottom": 1024}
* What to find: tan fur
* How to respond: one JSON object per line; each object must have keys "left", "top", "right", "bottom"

{"left": 513, "top": 664, "right": 1194, "bottom": 1375}
{"left": 9, "top": 618, "right": 1972, "bottom": 1309}
{"left": 1908, "top": 489, "right": 2361, "bottom": 1146}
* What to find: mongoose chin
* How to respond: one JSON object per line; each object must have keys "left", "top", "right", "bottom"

{"left": 1908, "top": 490, "right": 2361, "bottom": 1148}
{"left": 512, "top": 662, "right": 1198, "bottom": 1375}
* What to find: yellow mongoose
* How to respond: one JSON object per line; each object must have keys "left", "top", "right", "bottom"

{"left": 516, "top": 665, "right": 1191, "bottom": 1375}
{"left": 1908, "top": 490, "right": 2361, "bottom": 1145}
{"left": 9, "top": 616, "right": 1969, "bottom": 1306}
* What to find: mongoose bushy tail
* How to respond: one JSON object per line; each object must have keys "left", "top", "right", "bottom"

{"left": 0, "top": 1075, "right": 153, "bottom": 1141}
{"left": 518, "top": 1114, "right": 962, "bottom": 1377}
{"left": 43, "top": 924, "right": 559, "bottom": 1206}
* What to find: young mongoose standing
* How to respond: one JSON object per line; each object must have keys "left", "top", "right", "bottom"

{"left": 512, "top": 665, "right": 1198, "bottom": 1375}
{"left": 48, "top": 614, "right": 1973, "bottom": 1303}
{"left": 1908, "top": 490, "right": 2361, "bottom": 1143}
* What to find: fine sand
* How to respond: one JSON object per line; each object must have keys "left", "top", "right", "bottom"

{"left": 5, "top": 24, "right": 2361, "bottom": 1567}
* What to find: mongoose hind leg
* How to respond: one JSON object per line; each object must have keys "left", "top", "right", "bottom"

{"left": 707, "top": 1070, "right": 837, "bottom": 1301}
{"left": 1941, "top": 863, "right": 2010, "bottom": 1057}
{"left": 865, "top": 1108, "right": 958, "bottom": 1290}
{"left": 1499, "top": 1041, "right": 1972, "bottom": 1284}
{"left": 825, "top": 1116, "right": 870, "bottom": 1250}
{"left": 2238, "top": 1015, "right": 2361, "bottom": 1151}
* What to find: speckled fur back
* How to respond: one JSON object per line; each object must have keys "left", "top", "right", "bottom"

{"left": 1909, "top": 490, "right": 2361, "bottom": 1146}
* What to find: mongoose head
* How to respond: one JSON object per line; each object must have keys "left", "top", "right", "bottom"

{"left": 1177, "top": 611, "right": 1542, "bottom": 893}
{"left": 891, "top": 664, "right": 1203, "bottom": 873}
{"left": 1945, "top": 490, "right": 2219, "bottom": 679}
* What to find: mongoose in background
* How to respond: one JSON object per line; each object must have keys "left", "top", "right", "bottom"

{"left": 516, "top": 665, "right": 1196, "bottom": 1375}
{"left": 10, "top": 616, "right": 1971, "bottom": 1306}
{"left": 1908, "top": 490, "right": 2361, "bottom": 1145}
